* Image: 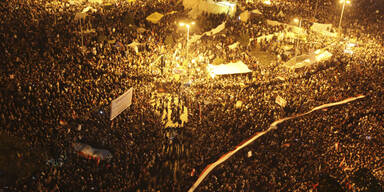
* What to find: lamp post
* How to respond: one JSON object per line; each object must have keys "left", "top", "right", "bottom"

{"left": 179, "top": 21, "right": 195, "bottom": 78}
{"left": 293, "top": 18, "right": 302, "bottom": 62}
{"left": 263, "top": 0, "right": 271, "bottom": 6}
{"left": 179, "top": 21, "right": 195, "bottom": 59}
{"left": 338, "top": 0, "right": 351, "bottom": 29}
{"left": 314, "top": 0, "right": 319, "bottom": 19}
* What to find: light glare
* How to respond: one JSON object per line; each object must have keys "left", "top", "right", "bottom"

{"left": 263, "top": 0, "right": 271, "bottom": 5}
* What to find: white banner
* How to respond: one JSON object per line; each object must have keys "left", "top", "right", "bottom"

{"left": 207, "top": 61, "right": 252, "bottom": 75}
{"left": 110, "top": 87, "right": 133, "bottom": 120}
{"left": 189, "top": 21, "right": 226, "bottom": 44}
{"left": 188, "top": 95, "right": 365, "bottom": 192}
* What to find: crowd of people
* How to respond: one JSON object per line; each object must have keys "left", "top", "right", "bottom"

{"left": 1, "top": 0, "right": 383, "bottom": 191}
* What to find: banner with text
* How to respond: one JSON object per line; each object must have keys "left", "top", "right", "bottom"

{"left": 110, "top": 87, "right": 133, "bottom": 120}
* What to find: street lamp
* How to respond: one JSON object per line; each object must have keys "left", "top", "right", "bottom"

{"left": 179, "top": 21, "right": 195, "bottom": 78}
{"left": 338, "top": 0, "right": 351, "bottom": 29}
{"left": 179, "top": 21, "right": 195, "bottom": 59}
{"left": 263, "top": 0, "right": 271, "bottom": 6}
{"left": 293, "top": 18, "right": 302, "bottom": 62}
{"left": 293, "top": 18, "right": 302, "bottom": 28}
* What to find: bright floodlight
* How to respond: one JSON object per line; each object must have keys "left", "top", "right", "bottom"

{"left": 179, "top": 21, "right": 195, "bottom": 27}
{"left": 340, "top": 0, "right": 351, "bottom": 4}
{"left": 293, "top": 18, "right": 299, "bottom": 23}
{"left": 263, "top": 0, "right": 271, "bottom": 5}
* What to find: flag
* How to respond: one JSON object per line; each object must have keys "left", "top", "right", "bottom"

{"left": 110, "top": 87, "right": 133, "bottom": 120}
{"left": 275, "top": 95, "right": 287, "bottom": 107}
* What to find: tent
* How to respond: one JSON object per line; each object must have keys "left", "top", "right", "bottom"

{"left": 310, "top": 23, "right": 337, "bottom": 37}
{"left": 146, "top": 12, "right": 164, "bottom": 24}
{"left": 239, "top": 10, "right": 250, "bottom": 22}
{"left": 251, "top": 9, "right": 262, "bottom": 15}
{"left": 284, "top": 49, "right": 333, "bottom": 69}
{"left": 266, "top": 19, "right": 283, "bottom": 26}
{"left": 228, "top": 42, "right": 239, "bottom": 49}
{"left": 183, "top": 0, "right": 236, "bottom": 18}
{"left": 277, "top": 10, "right": 285, "bottom": 17}
{"left": 207, "top": 61, "right": 252, "bottom": 75}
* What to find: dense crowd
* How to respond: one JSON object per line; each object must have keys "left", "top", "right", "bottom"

{"left": 1, "top": 0, "right": 383, "bottom": 191}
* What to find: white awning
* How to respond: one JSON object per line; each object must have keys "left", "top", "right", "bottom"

{"left": 208, "top": 61, "right": 252, "bottom": 75}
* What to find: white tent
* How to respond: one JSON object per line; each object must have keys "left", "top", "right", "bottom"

{"left": 266, "top": 19, "right": 283, "bottom": 26}
{"left": 183, "top": 0, "right": 236, "bottom": 18}
{"left": 284, "top": 49, "right": 333, "bottom": 69}
{"left": 208, "top": 61, "right": 252, "bottom": 75}
{"left": 251, "top": 9, "right": 262, "bottom": 15}
{"left": 146, "top": 12, "right": 164, "bottom": 24}
{"left": 310, "top": 23, "right": 337, "bottom": 37}
{"left": 239, "top": 10, "right": 250, "bottom": 22}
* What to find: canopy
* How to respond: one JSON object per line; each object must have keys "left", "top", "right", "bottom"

{"left": 277, "top": 10, "right": 285, "bottom": 17}
{"left": 146, "top": 12, "right": 164, "bottom": 24}
{"left": 285, "top": 49, "right": 333, "bottom": 69}
{"left": 183, "top": 0, "right": 236, "bottom": 18}
{"left": 208, "top": 61, "right": 252, "bottom": 75}
{"left": 228, "top": 42, "right": 239, "bottom": 49}
{"left": 266, "top": 19, "right": 283, "bottom": 26}
{"left": 251, "top": 9, "right": 262, "bottom": 14}
{"left": 310, "top": 23, "right": 337, "bottom": 37}
{"left": 239, "top": 11, "right": 250, "bottom": 22}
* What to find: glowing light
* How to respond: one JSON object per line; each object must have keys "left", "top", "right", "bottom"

{"left": 293, "top": 18, "right": 299, "bottom": 23}
{"left": 263, "top": 0, "right": 271, "bottom": 5}
{"left": 179, "top": 21, "right": 195, "bottom": 27}
{"left": 340, "top": 0, "right": 351, "bottom": 4}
